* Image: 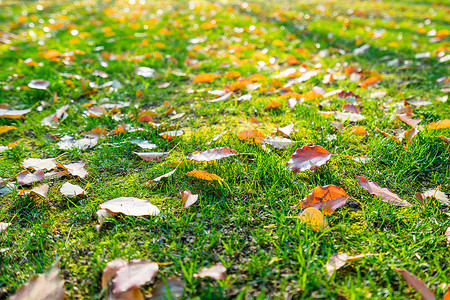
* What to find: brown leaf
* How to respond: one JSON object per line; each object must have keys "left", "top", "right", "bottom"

{"left": 350, "top": 125, "right": 367, "bottom": 135}
{"left": 186, "top": 147, "right": 238, "bottom": 162}
{"left": 237, "top": 129, "right": 266, "bottom": 144}
{"left": 103, "top": 258, "right": 128, "bottom": 288}
{"left": 100, "top": 197, "right": 160, "bottom": 216}
{"left": 181, "top": 190, "right": 199, "bottom": 209}
{"left": 41, "top": 104, "right": 70, "bottom": 127}
{"left": 395, "top": 269, "right": 436, "bottom": 300}
{"left": 0, "top": 108, "right": 32, "bottom": 119}
{"left": 275, "top": 123, "right": 295, "bottom": 137}
{"left": 296, "top": 185, "right": 349, "bottom": 214}
{"left": 112, "top": 260, "right": 159, "bottom": 294}
{"left": 404, "top": 128, "right": 418, "bottom": 144}
{"left": 0, "top": 222, "right": 11, "bottom": 232}
{"left": 17, "top": 170, "right": 45, "bottom": 185}
{"left": 428, "top": 119, "right": 450, "bottom": 129}
{"left": 151, "top": 278, "right": 185, "bottom": 300}
{"left": 193, "top": 73, "right": 221, "bottom": 83}
{"left": 360, "top": 76, "right": 380, "bottom": 89}
{"left": 159, "top": 130, "right": 184, "bottom": 140}
{"left": 342, "top": 104, "right": 361, "bottom": 113}
{"left": 325, "top": 254, "right": 348, "bottom": 276}
{"left": 357, "top": 176, "right": 412, "bottom": 206}
{"left": 28, "top": 79, "right": 50, "bottom": 90}
{"left": 30, "top": 184, "right": 49, "bottom": 198}
{"left": 186, "top": 170, "right": 223, "bottom": 181}
{"left": 440, "top": 136, "right": 450, "bottom": 145}
{"left": 397, "top": 114, "right": 422, "bottom": 128}
{"left": 286, "top": 145, "right": 331, "bottom": 172}
{"left": 22, "top": 158, "right": 56, "bottom": 171}
{"left": 134, "top": 152, "right": 169, "bottom": 163}
{"left": 84, "top": 127, "right": 108, "bottom": 138}
{"left": 421, "top": 187, "right": 450, "bottom": 206}
{"left": 59, "top": 162, "right": 88, "bottom": 179}
{"left": 10, "top": 261, "right": 65, "bottom": 300}
{"left": 264, "top": 100, "right": 282, "bottom": 110}
{"left": 194, "top": 264, "right": 226, "bottom": 280}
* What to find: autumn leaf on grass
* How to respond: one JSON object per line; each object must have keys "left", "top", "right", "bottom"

{"left": 135, "top": 67, "right": 156, "bottom": 78}
{"left": 194, "top": 264, "right": 226, "bottom": 280}
{"left": 208, "top": 130, "right": 231, "bottom": 145}
{"left": 395, "top": 269, "right": 436, "bottom": 300}
{"left": 208, "top": 91, "right": 233, "bottom": 103}
{"left": 159, "top": 130, "right": 184, "bottom": 140}
{"left": 264, "top": 100, "right": 282, "bottom": 110}
{"left": 134, "top": 152, "right": 169, "bottom": 163}
{"left": 237, "top": 129, "right": 266, "bottom": 144}
{"left": 292, "top": 207, "right": 329, "bottom": 232}
{"left": 41, "top": 104, "right": 70, "bottom": 127}
{"left": 275, "top": 123, "right": 295, "bottom": 137}
{"left": 22, "top": 158, "right": 56, "bottom": 171}
{"left": 17, "top": 170, "right": 45, "bottom": 185}
{"left": 294, "top": 185, "right": 349, "bottom": 214}
{"left": 360, "top": 76, "right": 380, "bottom": 89}
{"left": 397, "top": 114, "right": 422, "bottom": 128}
{"left": 147, "top": 168, "right": 177, "bottom": 184}
{"left": 326, "top": 253, "right": 379, "bottom": 276}
{"left": 404, "top": 128, "right": 418, "bottom": 144}
{"left": 334, "top": 112, "right": 366, "bottom": 122}
{"left": 286, "top": 145, "right": 331, "bottom": 172}
{"left": 60, "top": 182, "right": 86, "bottom": 198}
{"left": 58, "top": 135, "right": 98, "bottom": 150}
{"left": 0, "top": 125, "right": 16, "bottom": 135}
{"left": 350, "top": 125, "right": 367, "bottom": 135}
{"left": 186, "top": 147, "right": 238, "bottom": 162}
{"left": 0, "top": 222, "right": 11, "bottom": 232}
{"left": 83, "top": 127, "right": 108, "bottom": 139}
{"left": 58, "top": 163, "right": 88, "bottom": 179}
{"left": 415, "top": 187, "right": 449, "bottom": 206}
{"left": 342, "top": 104, "right": 361, "bottom": 113}
{"left": 151, "top": 279, "right": 185, "bottom": 299}
{"left": 28, "top": 79, "right": 50, "bottom": 90}
{"left": 357, "top": 176, "right": 412, "bottom": 207}
{"left": 193, "top": 73, "right": 220, "bottom": 83}
{"left": 263, "top": 137, "right": 296, "bottom": 149}
{"left": 181, "top": 190, "right": 199, "bottom": 209}
{"left": 428, "top": 119, "right": 450, "bottom": 129}
{"left": 186, "top": 170, "right": 223, "bottom": 181}
{"left": 20, "top": 184, "right": 49, "bottom": 199}
{"left": 10, "top": 260, "right": 65, "bottom": 300}
{"left": 100, "top": 197, "right": 160, "bottom": 217}
{"left": 0, "top": 108, "right": 32, "bottom": 119}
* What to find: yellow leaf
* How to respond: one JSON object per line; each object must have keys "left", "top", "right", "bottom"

{"left": 0, "top": 125, "right": 16, "bottom": 135}
{"left": 186, "top": 170, "right": 223, "bottom": 181}
{"left": 193, "top": 73, "right": 221, "bottom": 84}
{"left": 298, "top": 207, "right": 329, "bottom": 232}
{"left": 428, "top": 119, "right": 450, "bottom": 129}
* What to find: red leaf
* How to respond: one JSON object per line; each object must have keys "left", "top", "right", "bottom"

{"left": 286, "top": 145, "right": 331, "bottom": 172}
{"left": 397, "top": 114, "right": 422, "bottom": 128}
{"left": 395, "top": 269, "right": 436, "bottom": 300}
{"left": 357, "top": 176, "right": 412, "bottom": 206}
{"left": 297, "top": 185, "right": 349, "bottom": 214}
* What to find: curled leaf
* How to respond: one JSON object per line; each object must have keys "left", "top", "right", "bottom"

{"left": 286, "top": 145, "right": 331, "bottom": 172}
{"left": 134, "top": 152, "right": 169, "bottom": 163}
{"left": 100, "top": 197, "right": 160, "bottom": 217}
{"left": 194, "top": 264, "right": 226, "bottom": 280}
{"left": 296, "top": 185, "right": 349, "bottom": 214}
{"left": 60, "top": 182, "right": 86, "bottom": 198}
{"left": 186, "top": 147, "right": 238, "bottom": 162}
{"left": 181, "top": 190, "right": 199, "bottom": 209}
{"left": 17, "top": 170, "right": 45, "bottom": 185}
{"left": 112, "top": 260, "right": 159, "bottom": 294}
{"left": 22, "top": 158, "right": 56, "bottom": 171}
{"left": 357, "top": 176, "right": 412, "bottom": 207}
{"left": 28, "top": 79, "right": 50, "bottom": 90}
{"left": 59, "top": 163, "right": 88, "bottom": 179}
{"left": 148, "top": 168, "right": 177, "bottom": 183}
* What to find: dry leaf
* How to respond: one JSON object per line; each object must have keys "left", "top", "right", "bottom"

{"left": 103, "top": 258, "right": 128, "bottom": 288}
{"left": 404, "top": 128, "right": 418, "bottom": 144}
{"left": 421, "top": 187, "right": 450, "bottom": 206}
{"left": 136, "top": 67, "right": 156, "bottom": 78}
{"left": 186, "top": 170, "right": 223, "bottom": 181}
{"left": 428, "top": 119, "right": 450, "bottom": 129}
{"left": 58, "top": 135, "right": 98, "bottom": 150}
{"left": 22, "top": 158, "right": 56, "bottom": 171}
{"left": 0, "top": 222, "right": 11, "bottom": 232}
{"left": 0, "top": 125, "right": 16, "bottom": 135}
{"left": 263, "top": 137, "right": 296, "bottom": 149}
{"left": 208, "top": 92, "right": 233, "bottom": 103}
{"left": 360, "top": 76, "right": 380, "bottom": 89}
{"left": 148, "top": 169, "right": 177, "bottom": 183}
{"left": 398, "top": 114, "right": 422, "bottom": 128}
{"left": 0, "top": 108, "right": 32, "bottom": 119}
{"left": 112, "top": 260, "right": 159, "bottom": 294}
{"left": 159, "top": 130, "right": 184, "bottom": 140}
{"left": 151, "top": 279, "right": 185, "bottom": 300}
{"left": 10, "top": 261, "right": 65, "bottom": 300}
{"left": 30, "top": 184, "right": 49, "bottom": 198}
{"left": 84, "top": 127, "right": 108, "bottom": 138}
{"left": 325, "top": 254, "right": 348, "bottom": 276}
{"left": 129, "top": 139, "right": 157, "bottom": 150}
{"left": 334, "top": 112, "right": 366, "bottom": 122}
{"left": 17, "top": 170, "right": 45, "bottom": 185}
{"left": 350, "top": 125, "right": 367, "bottom": 135}
{"left": 41, "top": 104, "right": 69, "bottom": 127}
{"left": 181, "top": 190, "right": 199, "bottom": 209}
{"left": 237, "top": 129, "right": 266, "bottom": 144}
{"left": 342, "top": 104, "right": 361, "bottom": 113}
{"left": 100, "top": 197, "right": 160, "bottom": 216}
{"left": 395, "top": 269, "right": 436, "bottom": 300}
{"left": 194, "top": 264, "right": 226, "bottom": 280}
{"left": 60, "top": 182, "right": 86, "bottom": 198}
{"left": 59, "top": 163, "right": 88, "bottom": 179}
{"left": 134, "top": 152, "right": 169, "bottom": 162}
{"left": 295, "top": 185, "right": 349, "bottom": 214}
{"left": 276, "top": 123, "right": 295, "bottom": 137}
{"left": 186, "top": 147, "right": 238, "bottom": 162}
{"left": 264, "top": 100, "right": 282, "bottom": 110}
{"left": 357, "top": 176, "right": 412, "bottom": 206}
{"left": 28, "top": 79, "right": 50, "bottom": 90}
{"left": 286, "top": 145, "right": 331, "bottom": 172}
{"left": 193, "top": 73, "right": 221, "bottom": 83}
{"left": 297, "top": 207, "right": 329, "bottom": 232}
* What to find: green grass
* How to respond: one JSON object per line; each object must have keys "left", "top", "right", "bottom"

{"left": 0, "top": 0, "right": 449, "bottom": 298}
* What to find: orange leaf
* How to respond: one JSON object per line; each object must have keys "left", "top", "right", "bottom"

{"left": 350, "top": 125, "right": 367, "bottom": 135}
{"left": 428, "top": 119, "right": 450, "bottom": 129}
{"left": 360, "top": 76, "right": 380, "bottom": 89}
{"left": 296, "top": 185, "right": 349, "bottom": 214}
{"left": 0, "top": 125, "right": 16, "bottom": 135}
{"left": 301, "top": 91, "right": 323, "bottom": 101}
{"left": 286, "top": 145, "right": 331, "bottom": 172}
{"left": 186, "top": 170, "right": 223, "bottom": 181}
{"left": 44, "top": 49, "right": 61, "bottom": 59}
{"left": 237, "top": 129, "right": 266, "bottom": 144}
{"left": 264, "top": 100, "right": 281, "bottom": 110}
{"left": 193, "top": 73, "right": 221, "bottom": 84}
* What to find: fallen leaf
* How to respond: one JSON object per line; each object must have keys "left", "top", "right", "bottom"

{"left": 186, "top": 170, "right": 223, "bottom": 181}
{"left": 360, "top": 76, "right": 380, "bottom": 89}
{"left": 100, "top": 197, "right": 160, "bottom": 216}
{"left": 134, "top": 152, "right": 169, "bottom": 162}
{"left": 136, "top": 67, "right": 156, "bottom": 78}
{"left": 28, "top": 79, "right": 50, "bottom": 90}
{"left": 334, "top": 112, "right": 366, "bottom": 122}
{"left": 60, "top": 182, "right": 86, "bottom": 198}
{"left": 207, "top": 130, "right": 231, "bottom": 145}
{"left": 186, "top": 147, "right": 238, "bottom": 162}
{"left": 395, "top": 269, "right": 436, "bottom": 300}
{"left": 397, "top": 114, "right": 422, "bottom": 128}
{"left": 428, "top": 119, "right": 450, "bottom": 129}
{"left": 159, "top": 130, "right": 184, "bottom": 140}
{"left": 263, "top": 137, "right": 296, "bottom": 149}
{"left": 30, "top": 184, "right": 49, "bottom": 198}
{"left": 297, "top": 207, "right": 329, "bottom": 232}
{"left": 58, "top": 135, "right": 98, "bottom": 150}
{"left": 342, "top": 104, "right": 361, "bottom": 113}
{"left": 237, "top": 129, "right": 266, "bottom": 144}
{"left": 0, "top": 125, "right": 16, "bottom": 135}
{"left": 181, "top": 190, "right": 199, "bottom": 209}
{"left": 59, "top": 163, "right": 88, "bottom": 179}
{"left": 113, "top": 260, "right": 159, "bottom": 294}
{"left": 103, "top": 258, "right": 128, "bottom": 288}
{"left": 264, "top": 100, "right": 282, "bottom": 110}
{"left": 208, "top": 91, "right": 233, "bottom": 103}
{"left": 41, "top": 104, "right": 70, "bottom": 127}
{"left": 325, "top": 254, "right": 348, "bottom": 276}
{"left": 350, "top": 125, "right": 367, "bottom": 135}
{"left": 0, "top": 222, "right": 11, "bottom": 232}
{"left": 10, "top": 261, "right": 65, "bottom": 300}
{"left": 295, "top": 185, "right": 349, "bottom": 214}
{"left": 193, "top": 73, "right": 220, "bottom": 83}
{"left": 129, "top": 139, "right": 157, "bottom": 150}
{"left": 0, "top": 108, "right": 32, "bottom": 119}
{"left": 275, "top": 123, "right": 295, "bottom": 137}
{"left": 22, "top": 158, "right": 56, "bottom": 171}
{"left": 194, "top": 264, "right": 226, "bottom": 280}
{"left": 147, "top": 168, "right": 177, "bottom": 183}
{"left": 17, "top": 170, "right": 45, "bottom": 185}
{"left": 357, "top": 176, "right": 412, "bottom": 206}
{"left": 404, "top": 128, "right": 418, "bottom": 144}
{"left": 44, "top": 49, "right": 60, "bottom": 59}
{"left": 151, "top": 279, "right": 185, "bottom": 300}
{"left": 286, "top": 145, "right": 331, "bottom": 172}
{"left": 440, "top": 136, "right": 450, "bottom": 144}
{"left": 84, "top": 127, "right": 108, "bottom": 138}
{"left": 421, "top": 187, "right": 450, "bottom": 206}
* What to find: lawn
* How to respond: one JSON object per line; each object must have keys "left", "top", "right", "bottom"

{"left": 0, "top": 0, "right": 449, "bottom": 299}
